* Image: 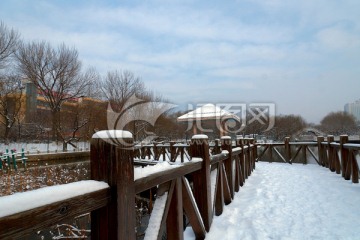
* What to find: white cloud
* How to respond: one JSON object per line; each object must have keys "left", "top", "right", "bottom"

{"left": 316, "top": 25, "right": 360, "bottom": 51}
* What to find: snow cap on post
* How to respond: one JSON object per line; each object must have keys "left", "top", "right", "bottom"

{"left": 221, "top": 135, "right": 231, "bottom": 145}
{"left": 192, "top": 134, "right": 208, "bottom": 140}
{"left": 92, "top": 130, "right": 133, "bottom": 139}
{"left": 220, "top": 136, "right": 231, "bottom": 140}
{"left": 92, "top": 130, "right": 133, "bottom": 148}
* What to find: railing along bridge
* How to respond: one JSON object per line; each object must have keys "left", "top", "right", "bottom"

{"left": 0, "top": 131, "right": 359, "bottom": 239}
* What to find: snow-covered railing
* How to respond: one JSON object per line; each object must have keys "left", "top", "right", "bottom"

{"left": 90, "top": 131, "right": 256, "bottom": 239}
{"left": 133, "top": 138, "right": 254, "bottom": 164}
{"left": 0, "top": 181, "right": 110, "bottom": 239}
{"left": 318, "top": 135, "right": 359, "bottom": 183}
{"left": 0, "top": 130, "right": 257, "bottom": 239}
{"left": 134, "top": 141, "right": 191, "bottom": 162}
{"left": 256, "top": 135, "right": 359, "bottom": 183}
{"left": 256, "top": 137, "right": 319, "bottom": 164}
{"left": 90, "top": 131, "right": 212, "bottom": 240}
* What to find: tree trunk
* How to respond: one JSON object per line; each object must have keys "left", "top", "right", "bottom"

{"left": 51, "top": 110, "right": 61, "bottom": 141}
{"left": 4, "top": 126, "right": 10, "bottom": 143}
{"left": 63, "top": 142, "right": 67, "bottom": 152}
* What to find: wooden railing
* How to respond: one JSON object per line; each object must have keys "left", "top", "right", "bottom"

{"left": 1, "top": 132, "right": 358, "bottom": 239}
{"left": 133, "top": 138, "right": 256, "bottom": 163}
{"left": 134, "top": 142, "right": 191, "bottom": 162}
{"left": 90, "top": 133, "right": 256, "bottom": 239}
{"left": 256, "top": 135, "right": 360, "bottom": 183}
{"left": 0, "top": 131, "right": 256, "bottom": 239}
{"left": 0, "top": 184, "right": 110, "bottom": 239}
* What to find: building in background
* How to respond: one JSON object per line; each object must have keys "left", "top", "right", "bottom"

{"left": 0, "top": 80, "right": 107, "bottom": 141}
{"left": 344, "top": 100, "right": 360, "bottom": 122}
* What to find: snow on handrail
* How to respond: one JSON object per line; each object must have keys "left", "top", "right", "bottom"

{"left": 343, "top": 143, "right": 360, "bottom": 150}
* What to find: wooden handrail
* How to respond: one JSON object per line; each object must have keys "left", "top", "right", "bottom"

{"left": 0, "top": 186, "right": 110, "bottom": 239}
{"left": 343, "top": 143, "right": 360, "bottom": 150}
{"left": 135, "top": 161, "right": 202, "bottom": 194}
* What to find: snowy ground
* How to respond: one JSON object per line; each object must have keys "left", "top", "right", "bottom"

{"left": 184, "top": 162, "right": 360, "bottom": 240}
{"left": 0, "top": 142, "right": 90, "bottom": 154}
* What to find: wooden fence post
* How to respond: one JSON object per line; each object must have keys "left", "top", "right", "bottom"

{"left": 284, "top": 137, "right": 291, "bottom": 162}
{"left": 269, "top": 143, "right": 273, "bottom": 163}
{"left": 350, "top": 150, "right": 359, "bottom": 184}
{"left": 153, "top": 143, "right": 158, "bottom": 160}
{"left": 236, "top": 137, "right": 245, "bottom": 185}
{"left": 327, "top": 135, "right": 335, "bottom": 172}
{"left": 141, "top": 143, "right": 145, "bottom": 159}
{"left": 180, "top": 146, "right": 185, "bottom": 163}
{"left": 317, "top": 136, "right": 325, "bottom": 167}
{"left": 170, "top": 141, "right": 176, "bottom": 162}
{"left": 189, "top": 135, "right": 212, "bottom": 232}
{"left": 250, "top": 139, "right": 256, "bottom": 170}
{"left": 162, "top": 146, "right": 166, "bottom": 161}
{"left": 90, "top": 130, "right": 135, "bottom": 240}
{"left": 242, "top": 139, "right": 248, "bottom": 176}
{"left": 221, "top": 136, "right": 234, "bottom": 199}
{"left": 167, "top": 178, "right": 183, "bottom": 240}
{"left": 340, "top": 135, "right": 349, "bottom": 180}
{"left": 213, "top": 139, "right": 221, "bottom": 155}
{"left": 240, "top": 138, "right": 248, "bottom": 180}
{"left": 302, "top": 145, "right": 307, "bottom": 164}
{"left": 146, "top": 146, "right": 151, "bottom": 159}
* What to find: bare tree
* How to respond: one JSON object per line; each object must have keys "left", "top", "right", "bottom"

{"left": 0, "top": 73, "right": 24, "bottom": 142}
{"left": 58, "top": 101, "right": 90, "bottom": 150}
{"left": 264, "top": 114, "right": 307, "bottom": 141}
{"left": 0, "top": 21, "right": 19, "bottom": 70}
{"left": 319, "top": 111, "right": 358, "bottom": 135}
{"left": 102, "top": 70, "right": 144, "bottom": 141}
{"left": 0, "top": 22, "right": 22, "bottom": 142}
{"left": 16, "top": 41, "right": 94, "bottom": 140}
{"left": 79, "top": 98, "right": 107, "bottom": 139}
{"left": 102, "top": 71, "right": 177, "bottom": 141}
{"left": 102, "top": 70, "right": 145, "bottom": 112}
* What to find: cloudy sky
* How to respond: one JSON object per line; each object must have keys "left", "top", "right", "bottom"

{"left": 1, "top": 0, "right": 360, "bottom": 123}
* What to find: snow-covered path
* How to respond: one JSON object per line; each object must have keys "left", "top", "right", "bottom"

{"left": 184, "top": 162, "right": 360, "bottom": 240}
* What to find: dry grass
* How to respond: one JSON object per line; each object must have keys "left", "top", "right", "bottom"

{"left": 0, "top": 162, "right": 90, "bottom": 197}
{"left": 1, "top": 162, "right": 91, "bottom": 239}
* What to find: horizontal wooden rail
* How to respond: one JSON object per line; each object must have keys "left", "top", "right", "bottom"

{"left": 231, "top": 147, "right": 243, "bottom": 156}
{"left": 343, "top": 143, "right": 360, "bottom": 150}
{"left": 255, "top": 142, "right": 284, "bottom": 146}
{"left": 210, "top": 152, "right": 228, "bottom": 165}
{"left": 330, "top": 142, "right": 341, "bottom": 148}
{"left": 135, "top": 161, "right": 202, "bottom": 194}
{"left": 289, "top": 142, "right": 318, "bottom": 146}
{"left": 0, "top": 187, "right": 110, "bottom": 239}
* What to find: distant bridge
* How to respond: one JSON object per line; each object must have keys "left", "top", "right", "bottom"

{"left": 302, "top": 127, "right": 327, "bottom": 136}
{"left": 293, "top": 127, "right": 327, "bottom": 138}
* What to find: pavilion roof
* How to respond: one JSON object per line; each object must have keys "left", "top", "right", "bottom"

{"left": 177, "top": 103, "right": 240, "bottom": 122}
